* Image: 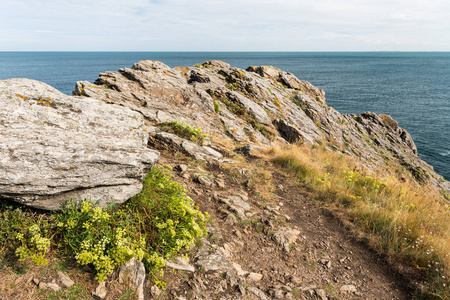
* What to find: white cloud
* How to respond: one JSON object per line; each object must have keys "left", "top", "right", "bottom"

{"left": 0, "top": 0, "right": 449, "bottom": 50}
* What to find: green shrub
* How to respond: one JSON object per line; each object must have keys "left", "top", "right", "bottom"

{"left": 1, "top": 167, "right": 208, "bottom": 287}
{"left": 160, "top": 121, "right": 207, "bottom": 145}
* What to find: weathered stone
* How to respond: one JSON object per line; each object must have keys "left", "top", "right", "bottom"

{"left": 57, "top": 271, "right": 74, "bottom": 288}
{"left": 166, "top": 257, "right": 195, "bottom": 272}
{"left": 247, "top": 272, "right": 263, "bottom": 283}
{"left": 93, "top": 281, "right": 107, "bottom": 300}
{"left": 340, "top": 284, "right": 357, "bottom": 293}
{"left": 47, "top": 283, "right": 60, "bottom": 292}
{"left": 232, "top": 262, "right": 249, "bottom": 277}
{"left": 71, "top": 59, "right": 446, "bottom": 194}
{"left": 116, "top": 257, "right": 146, "bottom": 300}
{"left": 196, "top": 175, "right": 214, "bottom": 187}
{"left": 195, "top": 241, "right": 232, "bottom": 272}
{"left": 224, "top": 213, "right": 237, "bottom": 225}
{"left": 248, "top": 287, "right": 270, "bottom": 300}
{"left": 0, "top": 79, "right": 159, "bottom": 210}
{"left": 273, "top": 228, "right": 301, "bottom": 251}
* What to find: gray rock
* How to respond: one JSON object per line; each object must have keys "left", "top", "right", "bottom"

{"left": 116, "top": 257, "right": 146, "bottom": 300}
{"left": 248, "top": 287, "right": 270, "bottom": 300}
{"left": 195, "top": 241, "right": 232, "bottom": 272}
{"left": 72, "top": 60, "right": 447, "bottom": 194}
{"left": 196, "top": 175, "right": 214, "bottom": 187}
{"left": 93, "top": 281, "right": 107, "bottom": 300}
{"left": 247, "top": 272, "right": 263, "bottom": 283}
{"left": 57, "top": 271, "right": 74, "bottom": 288}
{"left": 272, "top": 228, "right": 301, "bottom": 252}
{"left": 166, "top": 257, "right": 195, "bottom": 272}
{"left": 224, "top": 213, "right": 237, "bottom": 225}
{"left": 340, "top": 284, "right": 357, "bottom": 293}
{"left": 0, "top": 79, "right": 159, "bottom": 210}
{"left": 47, "top": 283, "right": 61, "bottom": 292}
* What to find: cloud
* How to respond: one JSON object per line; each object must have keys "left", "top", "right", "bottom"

{"left": 1, "top": 0, "right": 450, "bottom": 50}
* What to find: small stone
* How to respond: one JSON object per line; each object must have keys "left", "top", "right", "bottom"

{"left": 175, "top": 164, "right": 189, "bottom": 173}
{"left": 248, "top": 287, "right": 269, "bottom": 300}
{"left": 93, "top": 281, "right": 107, "bottom": 300}
{"left": 215, "top": 179, "right": 226, "bottom": 188}
{"left": 47, "top": 283, "right": 60, "bottom": 292}
{"left": 340, "top": 284, "right": 357, "bottom": 293}
{"left": 232, "top": 262, "right": 249, "bottom": 277}
{"left": 289, "top": 275, "right": 302, "bottom": 285}
{"left": 26, "top": 275, "right": 34, "bottom": 285}
{"left": 150, "top": 285, "right": 162, "bottom": 297}
{"left": 247, "top": 272, "right": 263, "bottom": 283}
{"left": 38, "top": 282, "right": 48, "bottom": 290}
{"left": 315, "top": 289, "right": 328, "bottom": 299}
{"left": 224, "top": 213, "right": 237, "bottom": 225}
{"left": 278, "top": 184, "right": 284, "bottom": 191}
{"left": 197, "top": 175, "right": 214, "bottom": 187}
{"left": 57, "top": 271, "right": 74, "bottom": 288}
{"left": 274, "top": 289, "right": 284, "bottom": 299}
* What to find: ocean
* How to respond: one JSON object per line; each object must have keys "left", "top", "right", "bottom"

{"left": 0, "top": 52, "right": 449, "bottom": 180}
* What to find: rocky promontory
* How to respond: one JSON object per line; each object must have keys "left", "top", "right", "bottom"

{"left": 74, "top": 60, "right": 448, "bottom": 193}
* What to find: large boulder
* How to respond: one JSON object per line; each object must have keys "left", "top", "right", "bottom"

{"left": 0, "top": 79, "right": 159, "bottom": 210}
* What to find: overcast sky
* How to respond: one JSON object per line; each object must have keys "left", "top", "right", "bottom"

{"left": 1, "top": 0, "right": 449, "bottom": 51}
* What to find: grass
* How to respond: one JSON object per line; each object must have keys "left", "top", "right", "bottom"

{"left": 44, "top": 284, "right": 90, "bottom": 300}
{"left": 266, "top": 143, "right": 450, "bottom": 299}
{"left": 159, "top": 121, "right": 207, "bottom": 145}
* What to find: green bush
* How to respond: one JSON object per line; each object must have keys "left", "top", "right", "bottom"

{"left": 1, "top": 166, "right": 208, "bottom": 286}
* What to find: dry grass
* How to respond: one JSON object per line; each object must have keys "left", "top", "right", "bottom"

{"left": 266, "top": 143, "right": 450, "bottom": 299}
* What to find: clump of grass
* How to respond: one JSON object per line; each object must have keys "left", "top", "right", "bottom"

{"left": 160, "top": 121, "right": 207, "bottom": 145}
{"left": 268, "top": 144, "right": 450, "bottom": 298}
{"left": 213, "top": 102, "right": 220, "bottom": 114}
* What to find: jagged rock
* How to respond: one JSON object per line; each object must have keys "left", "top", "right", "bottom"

{"left": 273, "top": 228, "right": 301, "bottom": 251}
{"left": 93, "top": 281, "right": 107, "bottom": 300}
{"left": 175, "top": 164, "right": 189, "bottom": 173}
{"left": 72, "top": 60, "right": 446, "bottom": 194}
{"left": 248, "top": 287, "right": 270, "bottom": 300}
{"left": 340, "top": 284, "right": 357, "bottom": 293}
{"left": 232, "top": 262, "right": 249, "bottom": 276}
{"left": 166, "top": 257, "right": 195, "bottom": 272}
{"left": 47, "top": 283, "right": 60, "bottom": 292}
{"left": 224, "top": 213, "right": 237, "bottom": 225}
{"left": 116, "top": 257, "right": 146, "bottom": 300}
{"left": 0, "top": 79, "right": 159, "bottom": 210}
{"left": 150, "top": 285, "right": 162, "bottom": 297}
{"left": 315, "top": 289, "right": 328, "bottom": 299}
{"left": 234, "top": 145, "right": 264, "bottom": 156}
{"left": 195, "top": 240, "right": 232, "bottom": 272}
{"left": 215, "top": 193, "right": 251, "bottom": 220}
{"left": 57, "top": 271, "right": 74, "bottom": 288}
{"left": 196, "top": 175, "right": 214, "bottom": 187}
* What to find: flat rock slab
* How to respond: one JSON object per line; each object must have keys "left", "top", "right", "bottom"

{"left": 0, "top": 79, "right": 159, "bottom": 210}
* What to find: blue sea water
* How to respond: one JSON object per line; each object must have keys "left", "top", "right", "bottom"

{"left": 0, "top": 52, "right": 449, "bottom": 180}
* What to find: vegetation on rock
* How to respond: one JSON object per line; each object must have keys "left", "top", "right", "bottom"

{"left": 0, "top": 166, "right": 208, "bottom": 287}
{"left": 160, "top": 121, "right": 207, "bottom": 146}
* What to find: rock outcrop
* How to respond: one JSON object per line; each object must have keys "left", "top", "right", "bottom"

{"left": 0, "top": 79, "right": 159, "bottom": 210}
{"left": 74, "top": 60, "right": 448, "bottom": 192}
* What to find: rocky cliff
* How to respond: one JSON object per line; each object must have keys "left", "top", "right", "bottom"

{"left": 74, "top": 60, "right": 448, "bottom": 194}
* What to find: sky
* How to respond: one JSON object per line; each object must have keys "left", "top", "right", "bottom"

{"left": 1, "top": 0, "right": 450, "bottom": 51}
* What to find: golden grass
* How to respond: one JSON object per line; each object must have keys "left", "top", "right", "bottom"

{"left": 266, "top": 143, "right": 450, "bottom": 299}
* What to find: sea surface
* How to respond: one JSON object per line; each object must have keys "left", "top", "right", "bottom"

{"left": 1, "top": 52, "right": 449, "bottom": 180}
